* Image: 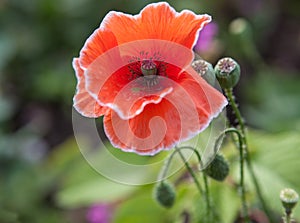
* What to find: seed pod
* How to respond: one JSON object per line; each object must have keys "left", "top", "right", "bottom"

{"left": 214, "top": 57, "right": 240, "bottom": 89}
{"left": 280, "top": 188, "right": 299, "bottom": 213}
{"left": 192, "top": 59, "right": 216, "bottom": 86}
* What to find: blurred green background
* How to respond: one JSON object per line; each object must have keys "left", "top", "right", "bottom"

{"left": 0, "top": 0, "right": 299, "bottom": 222}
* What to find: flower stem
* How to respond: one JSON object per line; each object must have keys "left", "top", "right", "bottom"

{"left": 224, "top": 88, "right": 274, "bottom": 223}
{"left": 159, "top": 150, "right": 181, "bottom": 181}
{"left": 180, "top": 146, "right": 213, "bottom": 221}
{"left": 202, "top": 170, "right": 212, "bottom": 222}
{"left": 285, "top": 213, "right": 291, "bottom": 223}
{"left": 175, "top": 146, "right": 204, "bottom": 197}
{"left": 238, "top": 140, "right": 249, "bottom": 223}
{"left": 175, "top": 146, "right": 212, "bottom": 222}
{"left": 215, "top": 128, "right": 249, "bottom": 222}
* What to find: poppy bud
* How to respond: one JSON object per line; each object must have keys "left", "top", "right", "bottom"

{"left": 154, "top": 181, "right": 176, "bottom": 208}
{"left": 214, "top": 57, "right": 240, "bottom": 89}
{"left": 280, "top": 188, "right": 299, "bottom": 214}
{"left": 192, "top": 59, "right": 216, "bottom": 86}
{"left": 203, "top": 153, "right": 229, "bottom": 181}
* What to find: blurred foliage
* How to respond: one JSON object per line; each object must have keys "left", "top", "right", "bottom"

{"left": 18, "top": 129, "right": 299, "bottom": 223}
{"left": 244, "top": 69, "right": 300, "bottom": 132}
{"left": 0, "top": 0, "right": 299, "bottom": 222}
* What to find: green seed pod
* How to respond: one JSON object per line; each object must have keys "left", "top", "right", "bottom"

{"left": 154, "top": 181, "right": 176, "bottom": 208}
{"left": 214, "top": 57, "right": 240, "bottom": 89}
{"left": 203, "top": 154, "right": 230, "bottom": 181}
{"left": 192, "top": 59, "right": 216, "bottom": 86}
{"left": 280, "top": 188, "right": 299, "bottom": 213}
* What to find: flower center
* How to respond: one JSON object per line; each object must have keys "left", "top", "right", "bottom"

{"left": 141, "top": 59, "right": 157, "bottom": 76}
{"left": 141, "top": 59, "right": 158, "bottom": 87}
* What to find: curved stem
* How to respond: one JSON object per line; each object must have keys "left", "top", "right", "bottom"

{"left": 176, "top": 146, "right": 203, "bottom": 167}
{"left": 214, "top": 128, "right": 243, "bottom": 154}
{"left": 159, "top": 150, "right": 181, "bottom": 181}
{"left": 175, "top": 146, "right": 213, "bottom": 222}
{"left": 224, "top": 88, "right": 274, "bottom": 223}
{"left": 175, "top": 146, "right": 204, "bottom": 196}
{"left": 215, "top": 128, "right": 249, "bottom": 221}
{"left": 177, "top": 147, "right": 211, "bottom": 215}
{"left": 160, "top": 146, "right": 217, "bottom": 222}
{"left": 182, "top": 147, "right": 212, "bottom": 220}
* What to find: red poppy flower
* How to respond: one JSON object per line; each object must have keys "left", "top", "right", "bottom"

{"left": 73, "top": 2, "right": 227, "bottom": 155}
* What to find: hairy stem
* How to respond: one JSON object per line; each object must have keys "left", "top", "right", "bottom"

{"left": 215, "top": 128, "right": 249, "bottom": 222}
{"left": 175, "top": 146, "right": 212, "bottom": 222}
{"left": 224, "top": 88, "right": 274, "bottom": 223}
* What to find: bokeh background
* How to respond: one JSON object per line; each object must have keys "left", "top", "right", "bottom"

{"left": 0, "top": 0, "right": 299, "bottom": 223}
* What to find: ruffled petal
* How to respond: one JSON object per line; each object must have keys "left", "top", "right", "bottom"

{"left": 176, "top": 68, "right": 228, "bottom": 118}
{"left": 79, "top": 29, "right": 118, "bottom": 69}
{"left": 103, "top": 99, "right": 181, "bottom": 155}
{"left": 77, "top": 2, "right": 210, "bottom": 71}
{"left": 103, "top": 2, "right": 211, "bottom": 48}
{"left": 72, "top": 58, "right": 108, "bottom": 117}
{"left": 85, "top": 40, "right": 193, "bottom": 119}
{"left": 103, "top": 72, "right": 227, "bottom": 155}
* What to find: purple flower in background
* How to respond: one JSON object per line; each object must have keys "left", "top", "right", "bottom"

{"left": 194, "top": 22, "right": 218, "bottom": 53}
{"left": 86, "top": 204, "right": 113, "bottom": 223}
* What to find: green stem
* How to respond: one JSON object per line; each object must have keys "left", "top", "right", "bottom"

{"left": 224, "top": 88, "right": 274, "bottom": 223}
{"left": 202, "top": 170, "right": 212, "bottom": 222}
{"left": 238, "top": 137, "right": 249, "bottom": 223}
{"left": 179, "top": 146, "right": 220, "bottom": 222}
{"left": 285, "top": 213, "right": 291, "bottom": 223}
{"left": 177, "top": 146, "right": 203, "bottom": 169}
{"left": 175, "top": 146, "right": 204, "bottom": 196}
{"left": 159, "top": 150, "right": 181, "bottom": 181}
{"left": 175, "top": 146, "right": 211, "bottom": 222}
{"left": 215, "top": 128, "right": 249, "bottom": 222}
{"left": 160, "top": 146, "right": 204, "bottom": 194}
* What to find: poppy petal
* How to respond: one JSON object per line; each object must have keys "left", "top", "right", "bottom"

{"left": 79, "top": 29, "right": 118, "bottom": 69}
{"left": 103, "top": 72, "right": 227, "bottom": 155}
{"left": 73, "top": 58, "right": 108, "bottom": 117}
{"left": 103, "top": 99, "right": 181, "bottom": 155}
{"left": 103, "top": 2, "right": 211, "bottom": 48}
{"left": 176, "top": 68, "right": 228, "bottom": 117}
{"left": 84, "top": 40, "right": 194, "bottom": 119}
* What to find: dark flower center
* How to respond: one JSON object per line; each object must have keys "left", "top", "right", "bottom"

{"left": 141, "top": 59, "right": 157, "bottom": 76}
{"left": 140, "top": 59, "right": 158, "bottom": 87}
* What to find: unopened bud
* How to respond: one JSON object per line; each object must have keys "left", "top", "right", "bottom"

{"left": 204, "top": 154, "right": 229, "bottom": 181}
{"left": 214, "top": 57, "right": 240, "bottom": 89}
{"left": 192, "top": 59, "right": 216, "bottom": 85}
{"left": 154, "top": 181, "right": 176, "bottom": 208}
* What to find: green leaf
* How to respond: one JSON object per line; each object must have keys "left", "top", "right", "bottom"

{"left": 56, "top": 176, "right": 136, "bottom": 208}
